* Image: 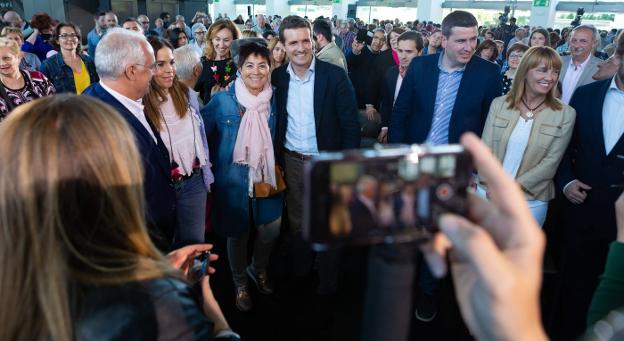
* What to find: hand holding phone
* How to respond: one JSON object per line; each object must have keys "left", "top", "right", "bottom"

{"left": 189, "top": 251, "right": 211, "bottom": 283}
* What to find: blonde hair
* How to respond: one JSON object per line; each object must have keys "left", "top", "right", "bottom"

{"left": 0, "top": 95, "right": 179, "bottom": 341}
{"left": 0, "top": 26, "right": 23, "bottom": 41}
{"left": 267, "top": 37, "right": 288, "bottom": 70}
{"left": 204, "top": 19, "right": 241, "bottom": 60}
{"left": 0, "top": 36, "right": 21, "bottom": 55}
{"left": 506, "top": 46, "right": 563, "bottom": 111}
{"left": 241, "top": 29, "right": 260, "bottom": 38}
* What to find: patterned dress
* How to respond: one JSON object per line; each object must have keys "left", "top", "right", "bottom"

{"left": 0, "top": 69, "right": 55, "bottom": 120}
{"left": 502, "top": 73, "right": 513, "bottom": 95}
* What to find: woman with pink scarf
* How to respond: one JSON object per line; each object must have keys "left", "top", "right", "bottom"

{"left": 202, "top": 42, "right": 282, "bottom": 312}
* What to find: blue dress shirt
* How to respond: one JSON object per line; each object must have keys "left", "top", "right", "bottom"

{"left": 284, "top": 58, "right": 319, "bottom": 155}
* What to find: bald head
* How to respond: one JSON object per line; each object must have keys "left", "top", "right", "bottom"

{"left": 3, "top": 11, "right": 22, "bottom": 28}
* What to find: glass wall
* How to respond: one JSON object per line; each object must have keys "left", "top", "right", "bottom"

{"left": 235, "top": 4, "right": 266, "bottom": 18}
{"left": 355, "top": 6, "right": 418, "bottom": 23}
{"left": 442, "top": 8, "right": 531, "bottom": 27}
{"left": 289, "top": 5, "right": 333, "bottom": 19}
{"left": 554, "top": 11, "right": 621, "bottom": 30}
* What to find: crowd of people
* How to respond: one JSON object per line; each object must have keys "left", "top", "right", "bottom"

{"left": 0, "top": 6, "right": 623, "bottom": 341}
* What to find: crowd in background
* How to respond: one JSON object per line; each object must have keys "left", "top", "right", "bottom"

{"left": 0, "top": 6, "right": 623, "bottom": 341}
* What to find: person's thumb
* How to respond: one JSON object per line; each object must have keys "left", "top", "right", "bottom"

{"left": 439, "top": 214, "right": 510, "bottom": 286}
{"left": 578, "top": 182, "right": 592, "bottom": 190}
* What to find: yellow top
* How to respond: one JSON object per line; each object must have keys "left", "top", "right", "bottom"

{"left": 73, "top": 60, "right": 90, "bottom": 94}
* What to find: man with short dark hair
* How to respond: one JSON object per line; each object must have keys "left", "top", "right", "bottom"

{"left": 122, "top": 18, "right": 143, "bottom": 34}
{"left": 383, "top": 10, "right": 501, "bottom": 330}
{"left": 377, "top": 31, "right": 424, "bottom": 143}
{"left": 313, "top": 19, "right": 347, "bottom": 70}
{"left": 272, "top": 15, "right": 359, "bottom": 295}
{"left": 87, "top": 12, "right": 107, "bottom": 57}
{"left": 105, "top": 11, "right": 119, "bottom": 28}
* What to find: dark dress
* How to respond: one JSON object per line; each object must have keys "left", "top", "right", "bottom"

{"left": 195, "top": 57, "right": 237, "bottom": 103}
{"left": 502, "top": 73, "right": 513, "bottom": 95}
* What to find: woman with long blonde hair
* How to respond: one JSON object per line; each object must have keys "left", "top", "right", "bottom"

{"left": 479, "top": 46, "right": 576, "bottom": 226}
{"left": 0, "top": 95, "right": 234, "bottom": 340}
{"left": 267, "top": 36, "right": 287, "bottom": 71}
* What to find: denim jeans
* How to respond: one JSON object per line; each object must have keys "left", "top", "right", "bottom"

{"left": 227, "top": 217, "right": 281, "bottom": 287}
{"left": 173, "top": 172, "right": 208, "bottom": 248}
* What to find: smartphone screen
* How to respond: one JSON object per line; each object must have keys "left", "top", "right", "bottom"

{"left": 189, "top": 251, "right": 211, "bottom": 283}
{"left": 303, "top": 146, "right": 472, "bottom": 250}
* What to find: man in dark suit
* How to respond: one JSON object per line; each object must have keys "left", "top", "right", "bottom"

{"left": 377, "top": 31, "right": 424, "bottom": 143}
{"left": 271, "top": 15, "right": 360, "bottom": 294}
{"left": 365, "top": 10, "right": 501, "bottom": 334}
{"left": 83, "top": 28, "right": 176, "bottom": 252}
{"left": 349, "top": 176, "right": 378, "bottom": 237}
{"left": 553, "top": 33, "right": 624, "bottom": 340}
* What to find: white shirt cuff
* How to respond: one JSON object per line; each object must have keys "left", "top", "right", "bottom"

{"left": 562, "top": 179, "right": 578, "bottom": 194}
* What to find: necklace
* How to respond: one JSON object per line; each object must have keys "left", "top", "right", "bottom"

{"left": 520, "top": 96, "right": 546, "bottom": 120}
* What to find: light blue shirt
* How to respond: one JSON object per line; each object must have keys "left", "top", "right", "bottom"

{"left": 603, "top": 75, "right": 624, "bottom": 154}
{"left": 426, "top": 52, "right": 466, "bottom": 145}
{"left": 284, "top": 58, "right": 319, "bottom": 155}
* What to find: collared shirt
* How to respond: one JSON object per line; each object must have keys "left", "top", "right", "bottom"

{"left": 603, "top": 76, "right": 624, "bottom": 154}
{"left": 284, "top": 57, "right": 319, "bottom": 155}
{"left": 426, "top": 52, "right": 466, "bottom": 145}
{"left": 99, "top": 81, "right": 157, "bottom": 143}
{"left": 393, "top": 73, "right": 404, "bottom": 103}
{"left": 561, "top": 54, "right": 592, "bottom": 104}
{"left": 358, "top": 194, "right": 377, "bottom": 216}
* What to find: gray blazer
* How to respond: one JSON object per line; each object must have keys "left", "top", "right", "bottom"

{"left": 560, "top": 55, "right": 602, "bottom": 92}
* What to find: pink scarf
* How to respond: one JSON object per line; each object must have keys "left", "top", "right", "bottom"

{"left": 232, "top": 77, "right": 276, "bottom": 188}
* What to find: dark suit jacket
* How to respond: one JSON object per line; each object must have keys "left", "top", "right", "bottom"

{"left": 553, "top": 79, "right": 623, "bottom": 340}
{"left": 556, "top": 79, "right": 624, "bottom": 239}
{"left": 271, "top": 58, "right": 360, "bottom": 161}
{"left": 388, "top": 54, "right": 502, "bottom": 144}
{"left": 349, "top": 197, "right": 376, "bottom": 238}
{"left": 380, "top": 65, "right": 400, "bottom": 127}
{"left": 83, "top": 83, "right": 176, "bottom": 251}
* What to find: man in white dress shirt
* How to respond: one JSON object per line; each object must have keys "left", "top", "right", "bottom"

{"left": 83, "top": 28, "right": 177, "bottom": 251}
{"left": 560, "top": 25, "right": 603, "bottom": 104}
{"left": 554, "top": 32, "right": 624, "bottom": 340}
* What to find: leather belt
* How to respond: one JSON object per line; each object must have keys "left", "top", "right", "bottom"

{"left": 284, "top": 148, "right": 313, "bottom": 161}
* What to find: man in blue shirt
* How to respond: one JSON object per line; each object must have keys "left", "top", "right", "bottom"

{"left": 271, "top": 15, "right": 360, "bottom": 296}
{"left": 363, "top": 10, "right": 501, "bottom": 339}
{"left": 87, "top": 12, "right": 107, "bottom": 57}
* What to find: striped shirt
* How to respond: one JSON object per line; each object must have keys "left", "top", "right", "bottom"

{"left": 426, "top": 52, "right": 466, "bottom": 145}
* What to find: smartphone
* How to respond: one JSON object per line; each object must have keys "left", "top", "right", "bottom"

{"left": 356, "top": 29, "right": 368, "bottom": 44}
{"left": 303, "top": 144, "right": 473, "bottom": 251}
{"left": 189, "top": 251, "right": 211, "bottom": 283}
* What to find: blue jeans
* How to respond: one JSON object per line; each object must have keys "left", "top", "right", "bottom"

{"left": 173, "top": 172, "right": 208, "bottom": 248}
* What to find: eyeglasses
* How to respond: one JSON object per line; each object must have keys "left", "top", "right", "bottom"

{"left": 194, "top": 31, "right": 206, "bottom": 35}
{"left": 133, "top": 63, "right": 157, "bottom": 72}
{"left": 59, "top": 33, "right": 79, "bottom": 39}
{"left": 509, "top": 53, "right": 524, "bottom": 59}
{"left": 139, "top": 21, "right": 149, "bottom": 25}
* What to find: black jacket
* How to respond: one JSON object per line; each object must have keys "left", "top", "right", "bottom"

{"left": 83, "top": 83, "right": 176, "bottom": 251}
{"left": 75, "top": 278, "right": 239, "bottom": 340}
{"left": 271, "top": 58, "right": 360, "bottom": 163}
